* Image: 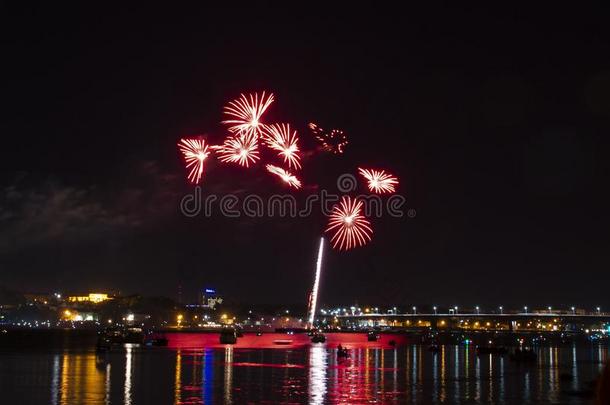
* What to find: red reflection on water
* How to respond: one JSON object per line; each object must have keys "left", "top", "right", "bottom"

{"left": 168, "top": 333, "right": 414, "bottom": 404}
{"left": 166, "top": 332, "right": 412, "bottom": 349}
{"left": 231, "top": 362, "right": 305, "bottom": 369}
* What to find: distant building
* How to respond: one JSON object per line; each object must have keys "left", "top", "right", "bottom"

{"left": 60, "top": 309, "right": 98, "bottom": 322}
{"left": 67, "top": 293, "right": 112, "bottom": 304}
{"left": 198, "top": 288, "right": 223, "bottom": 309}
{"left": 123, "top": 313, "right": 150, "bottom": 326}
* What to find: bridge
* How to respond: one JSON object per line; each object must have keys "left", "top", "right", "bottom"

{"left": 319, "top": 311, "right": 610, "bottom": 333}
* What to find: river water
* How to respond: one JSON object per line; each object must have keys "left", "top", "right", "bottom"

{"left": 0, "top": 332, "right": 607, "bottom": 404}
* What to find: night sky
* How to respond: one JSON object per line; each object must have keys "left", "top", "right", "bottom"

{"left": 2, "top": 4, "right": 609, "bottom": 308}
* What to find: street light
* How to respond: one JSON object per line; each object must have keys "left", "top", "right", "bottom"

{"left": 597, "top": 307, "right": 601, "bottom": 315}
{"left": 524, "top": 306, "right": 528, "bottom": 314}
{"left": 548, "top": 306, "right": 552, "bottom": 314}
{"left": 475, "top": 306, "right": 480, "bottom": 315}
{"left": 571, "top": 306, "right": 575, "bottom": 315}
{"left": 499, "top": 306, "right": 503, "bottom": 315}
{"left": 433, "top": 306, "right": 438, "bottom": 315}
{"left": 454, "top": 306, "right": 458, "bottom": 314}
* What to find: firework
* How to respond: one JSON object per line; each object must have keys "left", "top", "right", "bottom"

{"left": 326, "top": 196, "right": 373, "bottom": 250}
{"left": 358, "top": 168, "right": 399, "bottom": 193}
{"left": 308, "top": 122, "right": 348, "bottom": 154}
{"left": 223, "top": 92, "right": 274, "bottom": 138}
{"left": 177, "top": 138, "right": 210, "bottom": 184}
{"left": 307, "top": 237, "right": 325, "bottom": 327}
{"left": 263, "top": 123, "right": 302, "bottom": 169}
{"left": 215, "top": 133, "right": 260, "bottom": 167}
{"left": 266, "top": 164, "right": 302, "bottom": 189}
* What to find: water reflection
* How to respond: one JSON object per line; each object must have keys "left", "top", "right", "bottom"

{"left": 453, "top": 345, "right": 460, "bottom": 403}
{"left": 474, "top": 354, "right": 481, "bottom": 402}
{"left": 308, "top": 346, "right": 327, "bottom": 404}
{"left": 51, "top": 354, "right": 60, "bottom": 405}
{"left": 124, "top": 344, "right": 133, "bottom": 405}
{"left": 104, "top": 363, "right": 111, "bottom": 405}
{"left": 224, "top": 347, "right": 233, "bottom": 404}
{"left": 52, "top": 352, "right": 106, "bottom": 404}
{"left": 202, "top": 348, "right": 213, "bottom": 403}
{"left": 1, "top": 340, "right": 607, "bottom": 404}
{"left": 174, "top": 349, "right": 181, "bottom": 404}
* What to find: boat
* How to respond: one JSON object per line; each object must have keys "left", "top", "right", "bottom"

{"left": 220, "top": 329, "right": 237, "bottom": 344}
{"left": 144, "top": 333, "right": 168, "bottom": 347}
{"left": 337, "top": 348, "right": 350, "bottom": 358}
{"left": 311, "top": 333, "right": 326, "bottom": 343}
{"left": 273, "top": 339, "right": 293, "bottom": 345}
{"left": 367, "top": 331, "right": 378, "bottom": 342}
{"left": 96, "top": 327, "right": 144, "bottom": 350}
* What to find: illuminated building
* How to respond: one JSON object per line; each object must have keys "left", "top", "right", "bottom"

{"left": 198, "top": 288, "right": 223, "bottom": 309}
{"left": 67, "top": 293, "right": 112, "bottom": 304}
{"left": 61, "top": 309, "right": 97, "bottom": 321}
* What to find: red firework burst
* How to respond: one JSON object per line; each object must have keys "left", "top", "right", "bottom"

{"left": 358, "top": 168, "right": 399, "bottom": 193}
{"left": 308, "top": 122, "right": 348, "bottom": 154}
{"left": 326, "top": 196, "right": 373, "bottom": 250}
{"left": 263, "top": 123, "right": 302, "bottom": 169}
{"left": 266, "top": 164, "right": 302, "bottom": 189}
{"left": 222, "top": 92, "right": 274, "bottom": 138}
{"left": 177, "top": 138, "right": 210, "bottom": 184}
{"left": 214, "top": 133, "right": 260, "bottom": 167}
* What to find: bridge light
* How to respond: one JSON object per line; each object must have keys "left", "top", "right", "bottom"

{"left": 571, "top": 306, "right": 575, "bottom": 314}
{"left": 433, "top": 306, "right": 438, "bottom": 315}
{"left": 475, "top": 306, "right": 480, "bottom": 314}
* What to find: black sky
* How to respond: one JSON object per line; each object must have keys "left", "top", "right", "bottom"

{"left": 1, "top": 4, "right": 609, "bottom": 308}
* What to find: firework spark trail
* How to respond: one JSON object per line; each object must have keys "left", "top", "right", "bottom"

{"left": 358, "top": 168, "right": 399, "bottom": 193}
{"left": 307, "top": 237, "right": 325, "bottom": 327}
{"left": 263, "top": 123, "right": 302, "bottom": 169}
{"left": 222, "top": 92, "right": 274, "bottom": 138}
{"left": 177, "top": 138, "right": 210, "bottom": 184}
{"left": 266, "top": 164, "right": 302, "bottom": 189}
{"left": 326, "top": 196, "right": 373, "bottom": 250}
{"left": 308, "top": 122, "right": 348, "bottom": 154}
{"left": 215, "top": 132, "right": 260, "bottom": 167}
